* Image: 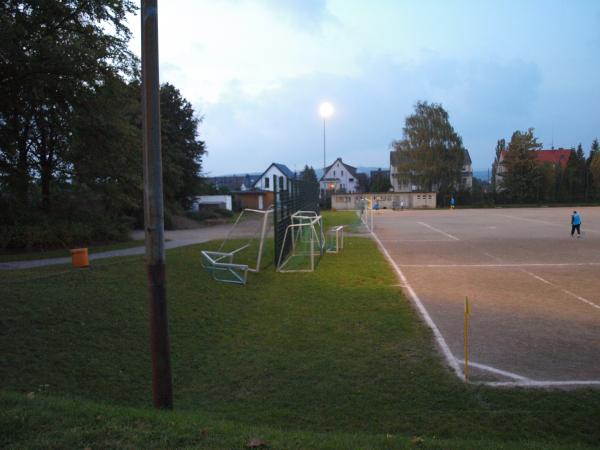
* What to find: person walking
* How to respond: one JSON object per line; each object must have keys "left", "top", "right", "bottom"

{"left": 450, "top": 196, "right": 456, "bottom": 210}
{"left": 571, "top": 210, "right": 582, "bottom": 238}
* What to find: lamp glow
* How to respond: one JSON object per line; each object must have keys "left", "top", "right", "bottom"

{"left": 319, "top": 102, "right": 334, "bottom": 119}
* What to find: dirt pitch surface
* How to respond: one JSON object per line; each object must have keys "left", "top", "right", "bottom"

{"left": 371, "top": 206, "right": 600, "bottom": 387}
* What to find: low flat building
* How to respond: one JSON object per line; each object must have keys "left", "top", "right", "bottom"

{"left": 332, "top": 192, "right": 436, "bottom": 210}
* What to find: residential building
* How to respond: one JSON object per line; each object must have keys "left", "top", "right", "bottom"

{"left": 494, "top": 148, "right": 571, "bottom": 190}
{"left": 332, "top": 192, "right": 436, "bottom": 210}
{"left": 252, "top": 163, "right": 296, "bottom": 192}
{"left": 389, "top": 149, "right": 473, "bottom": 192}
{"left": 319, "top": 158, "right": 360, "bottom": 193}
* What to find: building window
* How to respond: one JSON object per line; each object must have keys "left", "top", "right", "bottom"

{"left": 341, "top": 170, "right": 344, "bottom": 176}
{"left": 279, "top": 176, "right": 284, "bottom": 189}
{"left": 349, "top": 178, "right": 354, "bottom": 182}
{"left": 264, "top": 177, "right": 269, "bottom": 188}
{"left": 333, "top": 170, "right": 336, "bottom": 176}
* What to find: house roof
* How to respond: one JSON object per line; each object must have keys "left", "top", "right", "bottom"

{"left": 463, "top": 149, "right": 472, "bottom": 165}
{"left": 499, "top": 148, "right": 571, "bottom": 167}
{"left": 319, "top": 158, "right": 359, "bottom": 181}
{"left": 252, "top": 162, "right": 296, "bottom": 187}
{"left": 535, "top": 149, "right": 571, "bottom": 167}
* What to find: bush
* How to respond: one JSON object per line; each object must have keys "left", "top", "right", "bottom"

{"left": 0, "top": 216, "right": 131, "bottom": 251}
{"left": 186, "top": 207, "right": 233, "bottom": 222}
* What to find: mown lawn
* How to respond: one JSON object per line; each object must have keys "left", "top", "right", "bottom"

{"left": 1, "top": 212, "right": 600, "bottom": 449}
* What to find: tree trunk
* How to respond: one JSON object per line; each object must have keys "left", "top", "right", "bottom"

{"left": 14, "top": 113, "right": 30, "bottom": 207}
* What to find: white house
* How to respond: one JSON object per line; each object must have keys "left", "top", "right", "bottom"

{"left": 252, "top": 163, "right": 296, "bottom": 192}
{"left": 319, "top": 158, "right": 360, "bottom": 193}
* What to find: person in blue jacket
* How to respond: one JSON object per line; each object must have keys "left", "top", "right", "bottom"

{"left": 571, "top": 210, "right": 582, "bottom": 238}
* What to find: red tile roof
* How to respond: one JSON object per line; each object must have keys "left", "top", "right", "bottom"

{"left": 498, "top": 148, "right": 571, "bottom": 167}
{"left": 535, "top": 149, "right": 571, "bottom": 167}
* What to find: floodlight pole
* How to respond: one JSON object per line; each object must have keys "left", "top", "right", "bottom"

{"left": 141, "top": 0, "right": 173, "bottom": 410}
{"left": 323, "top": 118, "right": 326, "bottom": 173}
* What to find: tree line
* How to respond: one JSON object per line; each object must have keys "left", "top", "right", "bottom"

{"left": 0, "top": 1, "right": 206, "bottom": 250}
{"left": 492, "top": 129, "right": 600, "bottom": 204}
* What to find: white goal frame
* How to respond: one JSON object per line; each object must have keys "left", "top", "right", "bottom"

{"left": 277, "top": 211, "right": 325, "bottom": 273}
{"left": 201, "top": 207, "right": 273, "bottom": 285}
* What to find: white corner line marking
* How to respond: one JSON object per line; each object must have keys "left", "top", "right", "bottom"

{"left": 398, "top": 262, "right": 600, "bottom": 268}
{"left": 479, "top": 380, "right": 600, "bottom": 388}
{"left": 457, "top": 360, "right": 531, "bottom": 381}
{"left": 371, "top": 229, "right": 463, "bottom": 379}
{"left": 417, "top": 222, "right": 460, "bottom": 241}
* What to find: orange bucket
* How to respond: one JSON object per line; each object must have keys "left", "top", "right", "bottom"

{"left": 70, "top": 248, "right": 89, "bottom": 268}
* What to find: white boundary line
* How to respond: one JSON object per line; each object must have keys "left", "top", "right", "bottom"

{"left": 457, "top": 360, "right": 531, "bottom": 381}
{"left": 480, "top": 380, "right": 600, "bottom": 388}
{"left": 398, "top": 262, "right": 600, "bottom": 268}
{"left": 519, "top": 269, "right": 600, "bottom": 311}
{"left": 378, "top": 239, "right": 455, "bottom": 243}
{"left": 417, "top": 222, "right": 460, "bottom": 241}
{"left": 370, "top": 224, "right": 600, "bottom": 388}
{"left": 370, "top": 229, "right": 463, "bottom": 379}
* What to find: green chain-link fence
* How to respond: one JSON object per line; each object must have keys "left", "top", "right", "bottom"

{"left": 273, "top": 175, "right": 320, "bottom": 266}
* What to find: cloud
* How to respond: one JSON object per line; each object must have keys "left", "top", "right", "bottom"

{"left": 200, "top": 55, "right": 545, "bottom": 175}
{"left": 224, "top": 0, "right": 334, "bottom": 30}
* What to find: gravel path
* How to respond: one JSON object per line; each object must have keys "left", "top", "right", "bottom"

{"left": 0, "top": 223, "right": 252, "bottom": 270}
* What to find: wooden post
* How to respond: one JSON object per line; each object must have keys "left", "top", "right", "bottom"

{"left": 464, "top": 296, "right": 471, "bottom": 382}
{"left": 141, "top": 0, "right": 173, "bottom": 409}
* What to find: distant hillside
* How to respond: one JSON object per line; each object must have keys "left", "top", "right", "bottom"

{"left": 473, "top": 170, "right": 490, "bottom": 182}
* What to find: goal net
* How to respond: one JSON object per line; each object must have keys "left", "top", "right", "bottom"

{"left": 357, "top": 198, "right": 373, "bottom": 231}
{"left": 276, "top": 210, "right": 325, "bottom": 272}
{"left": 201, "top": 207, "right": 273, "bottom": 284}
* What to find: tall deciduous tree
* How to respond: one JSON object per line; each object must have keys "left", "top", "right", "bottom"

{"left": 590, "top": 149, "right": 600, "bottom": 199}
{"left": 392, "top": 101, "right": 465, "bottom": 199}
{"left": 160, "top": 83, "right": 206, "bottom": 211}
{"left": 0, "top": 0, "right": 136, "bottom": 210}
{"left": 500, "top": 129, "right": 543, "bottom": 202}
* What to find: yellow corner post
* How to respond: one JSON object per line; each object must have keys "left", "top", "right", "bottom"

{"left": 464, "top": 296, "right": 471, "bottom": 381}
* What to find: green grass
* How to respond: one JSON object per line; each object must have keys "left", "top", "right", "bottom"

{"left": 1, "top": 213, "right": 600, "bottom": 448}
{"left": 0, "top": 239, "right": 145, "bottom": 263}
{"left": 321, "top": 209, "right": 363, "bottom": 230}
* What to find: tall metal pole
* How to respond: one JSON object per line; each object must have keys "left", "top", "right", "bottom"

{"left": 141, "top": 0, "right": 173, "bottom": 410}
{"left": 323, "top": 119, "right": 326, "bottom": 173}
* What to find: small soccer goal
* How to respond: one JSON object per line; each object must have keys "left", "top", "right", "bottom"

{"left": 326, "top": 225, "right": 344, "bottom": 253}
{"left": 201, "top": 207, "right": 273, "bottom": 285}
{"left": 358, "top": 198, "right": 374, "bottom": 231}
{"left": 276, "top": 210, "right": 325, "bottom": 272}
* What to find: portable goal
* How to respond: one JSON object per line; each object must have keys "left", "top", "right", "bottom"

{"left": 276, "top": 211, "right": 325, "bottom": 272}
{"left": 201, "top": 207, "right": 273, "bottom": 285}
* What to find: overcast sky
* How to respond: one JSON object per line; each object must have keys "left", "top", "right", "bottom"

{"left": 127, "top": 0, "right": 600, "bottom": 176}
